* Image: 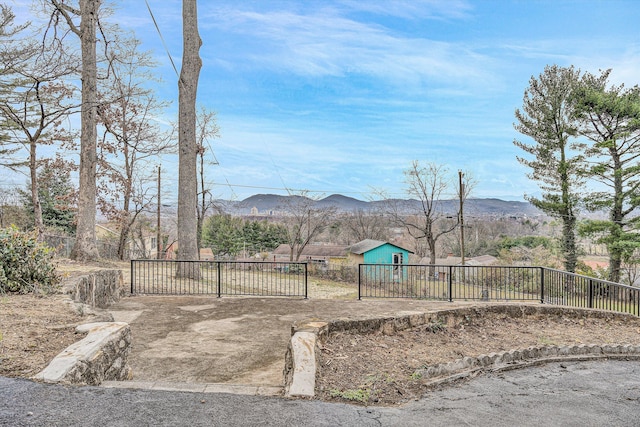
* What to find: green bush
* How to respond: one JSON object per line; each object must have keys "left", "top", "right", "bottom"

{"left": 0, "top": 227, "right": 60, "bottom": 294}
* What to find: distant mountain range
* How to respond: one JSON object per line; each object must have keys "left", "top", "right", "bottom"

{"left": 218, "top": 193, "right": 543, "bottom": 218}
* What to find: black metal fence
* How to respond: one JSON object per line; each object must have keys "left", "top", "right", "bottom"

{"left": 131, "top": 259, "right": 308, "bottom": 298}
{"left": 358, "top": 264, "right": 640, "bottom": 316}
{"left": 44, "top": 234, "right": 120, "bottom": 259}
{"left": 306, "top": 262, "right": 358, "bottom": 283}
{"left": 130, "top": 259, "right": 640, "bottom": 316}
{"left": 358, "top": 264, "right": 543, "bottom": 301}
{"left": 542, "top": 268, "right": 640, "bottom": 315}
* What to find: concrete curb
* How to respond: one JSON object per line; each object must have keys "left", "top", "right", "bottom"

{"left": 283, "top": 304, "right": 640, "bottom": 398}
{"left": 33, "top": 322, "right": 132, "bottom": 386}
{"left": 415, "top": 345, "right": 640, "bottom": 385}
{"left": 101, "top": 380, "right": 282, "bottom": 396}
{"left": 284, "top": 322, "right": 329, "bottom": 397}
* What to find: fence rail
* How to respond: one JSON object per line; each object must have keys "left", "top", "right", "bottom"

{"left": 542, "top": 268, "right": 640, "bottom": 315}
{"left": 131, "top": 259, "right": 308, "bottom": 298}
{"left": 130, "top": 260, "right": 640, "bottom": 316}
{"left": 45, "top": 234, "right": 120, "bottom": 259}
{"left": 358, "top": 264, "right": 640, "bottom": 316}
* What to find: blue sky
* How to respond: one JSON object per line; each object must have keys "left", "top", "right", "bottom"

{"left": 6, "top": 0, "right": 640, "bottom": 203}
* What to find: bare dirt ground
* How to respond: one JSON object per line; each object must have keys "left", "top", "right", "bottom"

{"left": 0, "top": 294, "right": 86, "bottom": 378}
{"left": 3, "top": 262, "right": 640, "bottom": 407}
{"left": 318, "top": 310, "right": 640, "bottom": 405}
{"left": 0, "top": 266, "right": 362, "bottom": 385}
{"left": 106, "top": 295, "right": 464, "bottom": 387}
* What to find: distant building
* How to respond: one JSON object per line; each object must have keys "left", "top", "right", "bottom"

{"left": 200, "top": 248, "right": 215, "bottom": 261}
{"left": 420, "top": 253, "right": 498, "bottom": 280}
{"left": 271, "top": 244, "right": 349, "bottom": 264}
{"left": 271, "top": 239, "right": 414, "bottom": 267}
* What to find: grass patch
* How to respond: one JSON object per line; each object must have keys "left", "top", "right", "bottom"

{"left": 538, "top": 336, "right": 557, "bottom": 346}
{"left": 330, "top": 388, "right": 370, "bottom": 403}
{"left": 425, "top": 320, "right": 446, "bottom": 333}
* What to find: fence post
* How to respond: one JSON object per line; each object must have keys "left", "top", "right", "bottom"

{"left": 304, "top": 263, "right": 308, "bottom": 299}
{"left": 588, "top": 279, "right": 594, "bottom": 309}
{"left": 217, "top": 262, "right": 222, "bottom": 298}
{"left": 358, "top": 264, "right": 362, "bottom": 300}
{"left": 130, "top": 259, "right": 134, "bottom": 294}
{"left": 448, "top": 265, "right": 453, "bottom": 302}
{"left": 540, "top": 267, "right": 545, "bottom": 304}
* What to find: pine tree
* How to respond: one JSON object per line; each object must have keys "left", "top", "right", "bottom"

{"left": 574, "top": 70, "right": 640, "bottom": 283}
{"left": 20, "top": 161, "right": 76, "bottom": 235}
{"left": 514, "top": 65, "right": 583, "bottom": 272}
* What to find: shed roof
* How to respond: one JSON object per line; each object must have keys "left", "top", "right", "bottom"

{"left": 431, "top": 256, "right": 462, "bottom": 265}
{"left": 422, "top": 254, "right": 497, "bottom": 266}
{"left": 272, "top": 244, "right": 349, "bottom": 257}
{"left": 348, "top": 239, "right": 413, "bottom": 255}
{"left": 465, "top": 255, "right": 498, "bottom": 266}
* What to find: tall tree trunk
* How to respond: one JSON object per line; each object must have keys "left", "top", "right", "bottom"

{"left": 562, "top": 213, "right": 578, "bottom": 272}
{"left": 29, "top": 140, "right": 44, "bottom": 238}
{"left": 609, "top": 151, "right": 625, "bottom": 283}
{"left": 196, "top": 147, "right": 205, "bottom": 251}
{"left": 176, "top": 0, "right": 202, "bottom": 277}
{"left": 428, "top": 235, "right": 436, "bottom": 278}
{"left": 560, "top": 150, "right": 578, "bottom": 273}
{"left": 117, "top": 191, "right": 131, "bottom": 261}
{"left": 117, "top": 220, "right": 130, "bottom": 260}
{"left": 71, "top": 0, "right": 99, "bottom": 261}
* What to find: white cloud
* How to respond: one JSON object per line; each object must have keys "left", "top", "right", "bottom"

{"left": 199, "top": 4, "right": 498, "bottom": 92}
{"left": 336, "top": 0, "right": 474, "bottom": 20}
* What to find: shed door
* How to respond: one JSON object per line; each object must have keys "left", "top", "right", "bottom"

{"left": 392, "top": 253, "right": 403, "bottom": 280}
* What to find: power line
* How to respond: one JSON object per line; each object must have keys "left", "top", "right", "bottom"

{"left": 145, "top": 0, "right": 180, "bottom": 80}
{"left": 260, "top": 133, "right": 292, "bottom": 195}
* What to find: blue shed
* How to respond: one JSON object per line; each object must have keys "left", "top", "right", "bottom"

{"left": 348, "top": 239, "right": 413, "bottom": 281}
{"left": 348, "top": 239, "right": 412, "bottom": 264}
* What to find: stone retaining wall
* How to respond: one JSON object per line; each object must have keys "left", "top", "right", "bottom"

{"left": 416, "top": 344, "right": 640, "bottom": 387}
{"left": 323, "top": 304, "right": 639, "bottom": 337}
{"left": 62, "top": 269, "right": 125, "bottom": 308}
{"left": 34, "top": 322, "right": 132, "bottom": 386}
{"left": 284, "top": 304, "right": 640, "bottom": 398}
{"left": 35, "top": 268, "right": 131, "bottom": 386}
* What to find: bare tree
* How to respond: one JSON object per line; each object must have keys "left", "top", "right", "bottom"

{"left": 96, "top": 38, "right": 172, "bottom": 260}
{"left": 51, "top": 0, "right": 100, "bottom": 260}
{"left": 455, "top": 170, "right": 477, "bottom": 264}
{"left": 387, "top": 161, "right": 460, "bottom": 275}
{"left": 338, "top": 209, "right": 389, "bottom": 244}
{"left": 195, "top": 105, "right": 221, "bottom": 250}
{"left": 176, "top": 0, "right": 202, "bottom": 276}
{"left": 0, "top": 8, "right": 78, "bottom": 237}
{"left": 279, "top": 191, "right": 336, "bottom": 261}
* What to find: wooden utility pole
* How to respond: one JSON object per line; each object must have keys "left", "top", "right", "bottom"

{"left": 157, "top": 165, "right": 162, "bottom": 259}
{"left": 459, "top": 170, "right": 465, "bottom": 266}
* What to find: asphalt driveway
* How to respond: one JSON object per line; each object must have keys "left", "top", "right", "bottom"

{"left": 2, "top": 359, "right": 640, "bottom": 426}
